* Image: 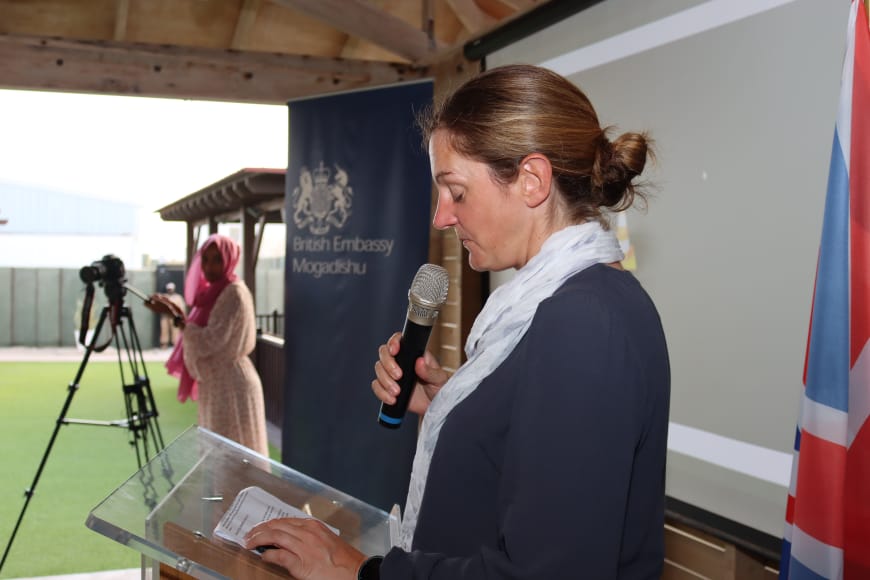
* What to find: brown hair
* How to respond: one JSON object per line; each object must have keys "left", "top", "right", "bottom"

{"left": 419, "top": 64, "right": 653, "bottom": 224}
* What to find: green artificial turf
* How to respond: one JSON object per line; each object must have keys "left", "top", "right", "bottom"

{"left": 0, "top": 360, "right": 201, "bottom": 578}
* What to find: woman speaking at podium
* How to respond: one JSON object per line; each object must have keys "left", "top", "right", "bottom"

{"left": 245, "top": 64, "right": 671, "bottom": 579}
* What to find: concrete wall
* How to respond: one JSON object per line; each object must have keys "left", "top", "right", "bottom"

{"left": 0, "top": 262, "right": 285, "bottom": 347}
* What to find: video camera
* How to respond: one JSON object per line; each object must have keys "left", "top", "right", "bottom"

{"left": 80, "top": 254, "right": 126, "bottom": 285}
{"left": 79, "top": 254, "right": 127, "bottom": 305}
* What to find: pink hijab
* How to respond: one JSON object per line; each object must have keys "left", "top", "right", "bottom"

{"left": 166, "top": 234, "right": 240, "bottom": 402}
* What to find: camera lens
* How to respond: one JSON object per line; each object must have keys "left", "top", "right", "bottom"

{"left": 79, "top": 264, "right": 105, "bottom": 283}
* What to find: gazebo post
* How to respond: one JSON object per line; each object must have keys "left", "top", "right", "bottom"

{"left": 241, "top": 205, "right": 256, "bottom": 299}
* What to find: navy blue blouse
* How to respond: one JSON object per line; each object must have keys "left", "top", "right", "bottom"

{"left": 382, "top": 264, "right": 671, "bottom": 579}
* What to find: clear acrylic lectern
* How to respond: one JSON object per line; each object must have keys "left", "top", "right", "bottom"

{"left": 86, "top": 426, "right": 394, "bottom": 579}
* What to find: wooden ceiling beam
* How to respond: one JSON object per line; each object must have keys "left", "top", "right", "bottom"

{"left": 268, "top": 0, "right": 440, "bottom": 62}
{"left": 497, "top": 0, "right": 540, "bottom": 10}
{"left": 446, "top": 0, "right": 498, "bottom": 34}
{"left": 423, "top": 0, "right": 435, "bottom": 32}
{"left": 232, "top": 0, "right": 263, "bottom": 50}
{"left": 0, "top": 33, "right": 430, "bottom": 105}
{"left": 114, "top": 0, "right": 130, "bottom": 42}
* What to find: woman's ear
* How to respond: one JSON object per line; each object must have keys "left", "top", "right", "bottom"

{"left": 518, "top": 154, "right": 553, "bottom": 208}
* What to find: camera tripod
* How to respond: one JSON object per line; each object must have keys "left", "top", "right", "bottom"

{"left": 0, "top": 290, "right": 165, "bottom": 573}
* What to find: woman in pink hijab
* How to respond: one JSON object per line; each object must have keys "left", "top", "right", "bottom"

{"left": 147, "top": 233, "right": 268, "bottom": 456}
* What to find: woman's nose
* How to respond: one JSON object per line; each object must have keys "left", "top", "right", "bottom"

{"left": 432, "top": 197, "right": 456, "bottom": 230}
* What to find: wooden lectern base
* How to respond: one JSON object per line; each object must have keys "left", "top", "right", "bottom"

{"left": 158, "top": 562, "right": 196, "bottom": 580}
{"left": 160, "top": 521, "right": 290, "bottom": 579}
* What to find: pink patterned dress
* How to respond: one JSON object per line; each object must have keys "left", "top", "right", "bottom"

{"left": 181, "top": 279, "right": 268, "bottom": 456}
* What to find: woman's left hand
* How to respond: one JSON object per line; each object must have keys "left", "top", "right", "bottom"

{"left": 244, "top": 517, "right": 367, "bottom": 580}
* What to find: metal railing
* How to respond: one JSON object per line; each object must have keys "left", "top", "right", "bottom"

{"left": 256, "top": 310, "right": 284, "bottom": 338}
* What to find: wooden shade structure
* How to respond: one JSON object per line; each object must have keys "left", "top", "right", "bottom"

{"left": 157, "top": 167, "right": 285, "bottom": 299}
{"left": 0, "top": 0, "right": 567, "bottom": 105}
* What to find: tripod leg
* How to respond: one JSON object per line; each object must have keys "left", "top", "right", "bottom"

{"left": 115, "top": 318, "right": 148, "bottom": 468}
{"left": 128, "top": 310, "right": 165, "bottom": 451}
{"left": 0, "top": 306, "right": 110, "bottom": 574}
{"left": 117, "top": 305, "right": 165, "bottom": 468}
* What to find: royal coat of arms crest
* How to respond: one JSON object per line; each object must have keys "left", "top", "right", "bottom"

{"left": 292, "top": 162, "right": 353, "bottom": 235}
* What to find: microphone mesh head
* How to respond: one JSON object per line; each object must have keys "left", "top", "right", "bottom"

{"left": 410, "top": 264, "right": 449, "bottom": 306}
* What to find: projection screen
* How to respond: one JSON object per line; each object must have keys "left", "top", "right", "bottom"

{"left": 488, "top": 0, "right": 851, "bottom": 539}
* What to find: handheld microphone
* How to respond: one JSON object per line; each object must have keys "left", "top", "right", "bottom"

{"left": 378, "top": 263, "right": 449, "bottom": 429}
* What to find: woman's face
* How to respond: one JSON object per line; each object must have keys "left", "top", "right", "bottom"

{"left": 429, "top": 130, "right": 530, "bottom": 272}
{"left": 200, "top": 243, "right": 225, "bottom": 283}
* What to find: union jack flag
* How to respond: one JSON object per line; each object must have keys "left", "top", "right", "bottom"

{"left": 781, "top": 2, "right": 870, "bottom": 578}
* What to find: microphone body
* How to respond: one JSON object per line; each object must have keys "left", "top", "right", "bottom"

{"left": 378, "top": 264, "right": 449, "bottom": 429}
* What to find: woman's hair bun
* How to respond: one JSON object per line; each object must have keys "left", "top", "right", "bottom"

{"left": 592, "top": 131, "right": 651, "bottom": 211}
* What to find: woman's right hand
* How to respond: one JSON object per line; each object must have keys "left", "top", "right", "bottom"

{"left": 144, "top": 294, "right": 184, "bottom": 319}
{"left": 143, "top": 293, "right": 171, "bottom": 316}
{"left": 372, "top": 332, "right": 448, "bottom": 416}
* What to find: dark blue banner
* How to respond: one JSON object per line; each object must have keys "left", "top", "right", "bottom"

{"left": 283, "top": 81, "right": 433, "bottom": 511}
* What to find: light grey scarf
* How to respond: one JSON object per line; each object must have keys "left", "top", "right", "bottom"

{"left": 398, "top": 221, "right": 624, "bottom": 549}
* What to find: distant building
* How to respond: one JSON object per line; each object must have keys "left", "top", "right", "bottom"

{"left": 0, "top": 180, "right": 140, "bottom": 269}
